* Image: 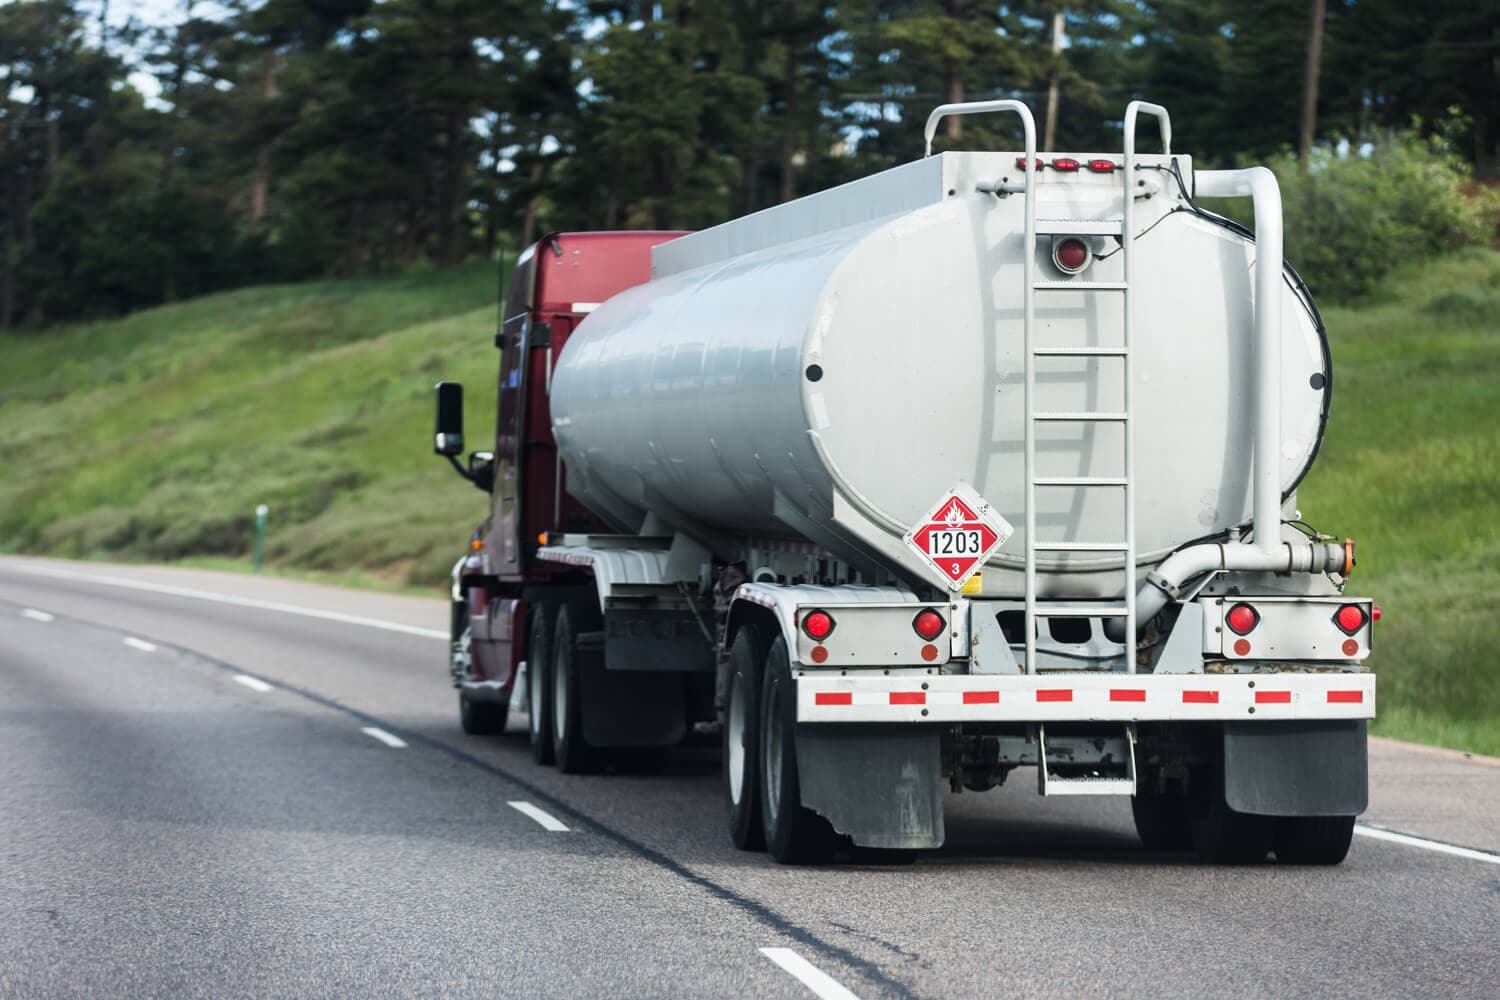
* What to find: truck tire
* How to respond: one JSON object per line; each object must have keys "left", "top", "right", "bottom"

{"left": 1273, "top": 815, "right": 1355, "bottom": 865}
{"left": 552, "top": 602, "right": 602, "bottom": 774}
{"left": 724, "top": 625, "right": 767, "bottom": 851}
{"left": 459, "top": 688, "right": 507, "bottom": 735}
{"left": 527, "top": 604, "right": 555, "bottom": 765}
{"left": 1189, "top": 757, "right": 1273, "bottom": 864}
{"left": 1132, "top": 775, "right": 1193, "bottom": 852}
{"left": 759, "top": 637, "right": 836, "bottom": 864}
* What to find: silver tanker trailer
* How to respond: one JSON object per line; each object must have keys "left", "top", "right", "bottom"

{"left": 433, "top": 101, "right": 1377, "bottom": 866}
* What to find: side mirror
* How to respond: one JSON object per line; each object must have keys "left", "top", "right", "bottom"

{"left": 434, "top": 381, "right": 464, "bottom": 456}
{"left": 468, "top": 451, "right": 495, "bottom": 493}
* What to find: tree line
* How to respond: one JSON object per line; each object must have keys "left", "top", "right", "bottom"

{"left": 2, "top": 0, "right": 1496, "bottom": 328}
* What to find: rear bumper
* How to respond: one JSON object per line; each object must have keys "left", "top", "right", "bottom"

{"left": 797, "top": 672, "right": 1374, "bottom": 723}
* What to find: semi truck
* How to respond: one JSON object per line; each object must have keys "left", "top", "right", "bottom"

{"left": 431, "top": 100, "right": 1376, "bottom": 866}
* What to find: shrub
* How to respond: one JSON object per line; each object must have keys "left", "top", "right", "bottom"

{"left": 1260, "top": 135, "right": 1497, "bottom": 303}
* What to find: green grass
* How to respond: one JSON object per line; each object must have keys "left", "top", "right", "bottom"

{"left": 1, "top": 250, "right": 1497, "bottom": 755}
{"left": 0, "top": 262, "right": 501, "bottom": 593}
{"left": 1299, "top": 247, "right": 1500, "bottom": 755}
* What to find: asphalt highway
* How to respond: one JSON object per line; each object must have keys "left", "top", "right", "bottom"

{"left": 2, "top": 556, "right": 1497, "bottom": 999}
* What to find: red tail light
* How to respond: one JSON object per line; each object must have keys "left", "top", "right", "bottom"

{"left": 913, "top": 609, "right": 946, "bottom": 641}
{"left": 1226, "top": 603, "right": 1260, "bottom": 635}
{"left": 1334, "top": 604, "right": 1366, "bottom": 635}
{"left": 1051, "top": 157, "right": 1080, "bottom": 172}
{"left": 1087, "top": 159, "right": 1117, "bottom": 173}
{"left": 1053, "top": 237, "right": 1090, "bottom": 273}
{"left": 1015, "top": 157, "right": 1044, "bottom": 171}
{"left": 801, "top": 610, "right": 835, "bottom": 641}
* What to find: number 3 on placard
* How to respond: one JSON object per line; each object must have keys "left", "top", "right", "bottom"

{"left": 951, "top": 562, "right": 960, "bottom": 574}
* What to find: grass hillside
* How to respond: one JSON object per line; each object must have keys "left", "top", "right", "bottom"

{"left": 1, "top": 251, "right": 1496, "bottom": 754}
{"left": 1297, "top": 248, "right": 1500, "bottom": 756}
{"left": 0, "top": 263, "right": 500, "bottom": 591}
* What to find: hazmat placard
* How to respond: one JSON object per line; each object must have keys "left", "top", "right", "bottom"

{"left": 904, "top": 483, "right": 1013, "bottom": 590}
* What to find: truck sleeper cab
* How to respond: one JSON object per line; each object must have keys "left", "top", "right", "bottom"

{"left": 433, "top": 100, "right": 1375, "bottom": 867}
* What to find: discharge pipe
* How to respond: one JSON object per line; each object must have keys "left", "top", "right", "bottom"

{"left": 1109, "top": 167, "right": 1346, "bottom": 641}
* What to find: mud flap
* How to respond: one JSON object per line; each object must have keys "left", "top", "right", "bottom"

{"left": 795, "top": 724, "right": 945, "bottom": 849}
{"left": 1223, "top": 720, "right": 1368, "bottom": 816}
{"left": 579, "top": 645, "right": 687, "bottom": 748}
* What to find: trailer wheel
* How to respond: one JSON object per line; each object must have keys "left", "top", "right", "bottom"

{"left": 1189, "top": 757, "right": 1273, "bottom": 864}
{"left": 759, "top": 637, "right": 836, "bottom": 864}
{"left": 724, "top": 625, "right": 767, "bottom": 851}
{"left": 552, "top": 602, "right": 602, "bottom": 774}
{"left": 1273, "top": 816, "right": 1355, "bottom": 865}
{"left": 527, "top": 604, "right": 556, "bottom": 765}
{"left": 1132, "top": 775, "right": 1193, "bottom": 852}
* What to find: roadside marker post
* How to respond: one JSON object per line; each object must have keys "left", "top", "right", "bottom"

{"left": 253, "top": 504, "right": 269, "bottom": 573}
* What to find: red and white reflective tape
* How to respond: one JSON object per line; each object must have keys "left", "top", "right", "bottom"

{"left": 798, "top": 673, "right": 1374, "bottom": 723}
{"left": 734, "top": 585, "right": 779, "bottom": 611}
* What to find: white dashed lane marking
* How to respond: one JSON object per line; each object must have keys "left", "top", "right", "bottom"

{"left": 233, "top": 674, "right": 273, "bottom": 693}
{"left": 21, "top": 608, "right": 55, "bottom": 622}
{"left": 360, "top": 727, "right": 408, "bottom": 748}
{"left": 759, "top": 948, "right": 862, "bottom": 1000}
{"left": 122, "top": 637, "right": 158, "bottom": 653}
{"left": 508, "top": 801, "right": 571, "bottom": 832}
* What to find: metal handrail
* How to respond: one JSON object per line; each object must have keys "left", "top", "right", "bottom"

{"left": 923, "top": 100, "right": 1037, "bottom": 158}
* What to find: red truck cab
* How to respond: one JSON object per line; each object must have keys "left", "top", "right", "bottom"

{"left": 436, "top": 231, "right": 686, "bottom": 725}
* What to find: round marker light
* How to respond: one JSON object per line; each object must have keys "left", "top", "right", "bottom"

{"left": 1053, "top": 237, "right": 1090, "bottom": 274}
{"left": 1334, "top": 604, "right": 1366, "bottom": 635}
{"left": 1226, "top": 603, "right": 1260, "bottom": 635}
{"left": 802, "top": 610, "right": 835, "bottom": 641}
{"left": 913, "top": 609, "right": 946, "bottom": 641}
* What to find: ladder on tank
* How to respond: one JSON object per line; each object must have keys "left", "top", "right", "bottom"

{"left": 1020, "top": 101, "right": 1171, "bottom": 687}
{"left": 922, "top": 99, "right": 1171, "bottom": 796}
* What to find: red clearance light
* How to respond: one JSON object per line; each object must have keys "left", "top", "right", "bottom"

{"left": 1372, "top": 605, "right": 1382, "bottom": 622}
{"left": 1087, "top": 159, "right": 1117, "bottom": 173}
{"left": 913, "top": 609, "right": 946, "bottom": 641}
{"left": 1015, "top": 157, "right": 1044, "bottom": 171}
{"left": 802, "top": 610, "right": 835, "bottom": 641}
{"left": 1054, "top": 238, "right": 1089, "bottom": 273}
{"left": 1051, "top": 157, "right": 1080, "bottom": 172}
{"left": 1226, "top": 603, "right": 1260, "bottom": 635}
{"left": 1334, "top": 604, "right": 1366, "bottom": 635}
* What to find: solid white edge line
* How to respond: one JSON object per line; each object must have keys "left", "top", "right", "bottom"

{"left": 759, "top": 948, "right": 862, "bottom": 1000}
{"left": 122, "top": 637, "right": 157, "bottom": 652}
{"left": 21, "top": 608, "right": 55, "bottom": 622}
{"left": 233, "top": 674, "right": 274, "bottom": 693}
{"left": 4, "top": 563, "right": 447, "bottom": 640}
{"left": 1354, "top": 824, "right": 1500, "bottom": 866}
{"left": 507, "top": 801, "right": 571, "bottom": 832}
{"left": 361, "top": 726, "right": 408, "bottom": 749}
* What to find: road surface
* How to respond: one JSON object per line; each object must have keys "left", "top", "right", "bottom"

{"left": 2, "top": 556, "right": 1496, "bottom": 998}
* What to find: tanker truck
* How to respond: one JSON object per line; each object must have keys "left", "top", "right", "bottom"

{"left": 431, "top": 101, "right": 1376, "bottom": 866}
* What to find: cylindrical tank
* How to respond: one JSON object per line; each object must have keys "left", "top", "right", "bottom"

{"left": 550, "top": 155, "right": 1329, "bottom": 595}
